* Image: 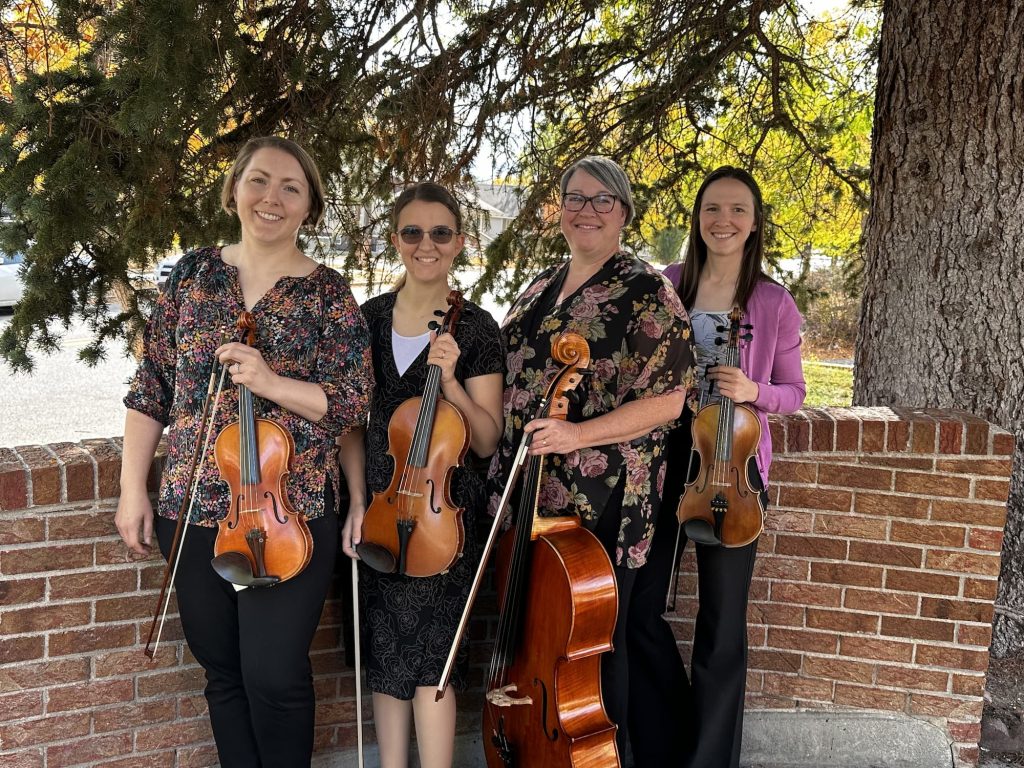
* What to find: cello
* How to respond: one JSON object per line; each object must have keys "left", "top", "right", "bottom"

{"left": 210, "top": 312, "right": 313, "bottom": 586}
{"left": 357, "top": 290, "right": 470, "bottom": 577}
{"left": 472, "top": 332, "right": 619, "bottom": 768}
{"left": 676, "top": 306, "right": 764, "bottom": 547}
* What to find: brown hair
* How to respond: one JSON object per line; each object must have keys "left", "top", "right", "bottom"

{"left": 390, "top": 182, "right": 463, "bottom": 233}
{"left": 220, "top": 136, "right": 326, "bottom": 227}
{"left": 676, "top": 165, "right": 770, "bottom": 311}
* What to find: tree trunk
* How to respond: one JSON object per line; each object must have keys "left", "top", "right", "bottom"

{"left": 855, "top": 0, "right": 1024, "bottom": 656}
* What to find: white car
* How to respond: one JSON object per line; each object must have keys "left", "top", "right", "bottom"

{"left": 0, "top": 251, "right": 26, "bottom": 308}
{"left": 153, "top": 253, "right": 183, "bottom": 292}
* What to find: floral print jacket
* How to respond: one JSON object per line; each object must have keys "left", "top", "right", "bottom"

{"left": 486, "top": 251, "right": 694, "bottom": 567}
{"left": 124, "top": 246, "right": 372, "bottom": 524}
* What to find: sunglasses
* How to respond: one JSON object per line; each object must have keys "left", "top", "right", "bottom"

{"left": 398, "top": 225, "right": 458, "bottom": 245}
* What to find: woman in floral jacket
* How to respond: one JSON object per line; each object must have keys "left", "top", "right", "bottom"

{"left": 486, "top": 155, "right": 695, "bottom": 760}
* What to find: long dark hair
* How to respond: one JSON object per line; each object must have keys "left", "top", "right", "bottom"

{"left": 677, "top": 166, "right": 770, "bottom": 311}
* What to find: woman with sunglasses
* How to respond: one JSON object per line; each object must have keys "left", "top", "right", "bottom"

{"left": 339, "top": 182, "right": 504, "bottom": 768}
{"left": 484, "top": 155, "right": 694, "bottom": 760}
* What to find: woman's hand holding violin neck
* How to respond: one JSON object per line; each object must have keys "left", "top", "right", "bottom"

{"left": 341, "top": 501, "right": 365, "bottom": 559}
{"left": 427, "top": 331, "right": 460, "bottom": 384}
{"left": 525, "top": 418, "right": 584, "bottom": 456}
{"left": 707, "top": 364, "right": 759, "bottom": 404}
{"left": 115, "top": 488, "right": 155, "bottom": 556}
{"left": 216, "top": 342, "right": 280, "bottom": 398}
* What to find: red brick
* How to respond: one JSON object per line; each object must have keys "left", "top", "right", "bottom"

{"left": 0, "top": 750, "right": 43, "bottom": 768}
{"left": 18, "top": 445, "right": 61, "bottom": 505}
{"left": 817, "top": 463, "right": 893, "bottom": 490}
{"left": 177, "top": 693, "right": 211, "bottom": 719}
{"left": 774, "top": 534, "right": 848, "bottom": 560}
{"left": 777, "top": 486, "right": 852, "bottom": 512}
{"left": 49, "top": 679, "right": 135, "bottom": 712}
{"left": 176, "top": 744, "right": 220, "bottom": 767}
{"left": 860, "top": 420, "right": 885, "bottom": 453}
{"left": 876, "top": 664, "right": 949, "bottom": 692}
{"left": 915, "top": 644, "right": 989, "bottom": 671}
{"left": 768, "top": 419, "right": 785, "bottom": 455}
{"left": 956, "top": 745, "right": 980, "bottom": 764}
{"left": 0, "top": 635, "right": 44, "bottom": 664}
{"left": 895, "top": 471, "right": 971, "bottom": 498}
{"left": 973, "top": 478, "right": 1010, "bottom": 502}
{"left": 771, "top": 460, "right": 818, "bottom": 484}
{"left": 810, "top": 561, "right": 884, "bottom": 588}
{"left": 93, "top": 699, "right": 177, "bottom": 733}
{"left": 786, "top": 414, "right": 810, "bottom": 452}
{"left": 890, "top": 520, "right": 966, "bottom": 547}
{"left": 844, "top": 588, "right": 918, "bottom": 615}
{"left": 952, "top": 673, "right": 986, "bottom": 697}
{"left": 96, "top": 538, "right": 162, "bottom": 566}
{"left": 885, "top": 568, "right": 960, "bottom": 595}
{"left": 0, "top": 690, "right": 44, "bottom": 720}
{"left": 0, "top": 657, "right": 89, "bottom": 693}
{"left": 769, "top": 582, "right": 841, "bottom": 607}
{"left": 48, "top": 510, "right": 117, "bottom": 540}
{"left": 854, "top": 492, "right": 930, "bottom": 519}
{"left": 807, "top": 608, "right": 879, "bottom": 634}
{"left": 814, "top": 514, "right": 889, "bottom": 542}
{"left": 809, "top": 414, "right": 835, "bottom": 452}
{"left": 81, "top": 438, "right": 123, "bottom": 499}
{"left": 762, "top": 672, "right": 834, "bottom": 701}
{"left": 840, "top": 636, "right": 914, "bottom": 663}
{"left": 964, "top": 421, "right": 990, "bottom": 454}
{"left": 95, "top": 593, "right": 157, "bottom": 623}
{"left": 963, "top": 577, "right": 998, "bottom": 601}
{"left": 910, "top": 418, "right": 937, "bottom": 453}
{"left": 931, "top": 499, "right": 1006, "bottom": 527}
{"left": 936, "top": 418, "right": 964, "bottom": 454}
{"left": 748, "top": 648, "right": 802, "bottom": 673}
{"left": 0, "top": 603, "right": 91, "bottom": 634}
{"left": 802, "top": 656, "right": 874, "bottom": 684}
{"left": 765, "top": 509, "right": 814, "bottom": 534}
{"left": 752, "top": 557, "right": 810, "bottom": 580}
{"left": 829, "top": 409, "right": 860, "bottom": 452}
{"left": 0, "top": 516, "right": 45, "bottom": 545}
{"left": 94, "top": 755, "right": 176, "bottom": 768}
{"left": 766, "top": 628, "right": 838, "bottom": 654}
{"left": 835, "top": 683, "right": 906, "bottom": 710}
{"left": 848, "top": 540, "right": 923, "bottom": 568}
{"left": 48, "top": 569, "right": 136, "bottom": 600}
{"left": 909, "top": 693, "right": 983, "bottom": 719}
{"left": 748, "top": 602, "right": 804, "bottom": 627}
{"left": 0, "top": 543, "right": 94, "bottom": 575}
{"left": 0, "top": 576, "right": 46, "bottom": 605}
{"left": 934, "top": 457, "right": 1013, "bottom": 476}
{"left": 859, "top": 455, "right": 934, "bottom": 470}
{"left": 0, "top": 713, "right": 91, "bottom": 748}
{"left": 136, "top": 666, "right": 206, "bottom": 698}
{"left": 881, "top": 614, "right": 954, "bottom": 642}
{"left": 50, "top": 443, "right": 96, "bottom": 502}
{"left": 135, "top": 718, "right": 214, "bottom": 751}
{"left": 957, "top": 624, "right": 993, "bottom": 648}
{"left": 947, "top": 720, "right": 982, "bottom": 742}
{"left": 921, "top": 597, "right": 993, "bottom": 624}
{"left": 93, "top": 647, "right": 177, "bottom": 678}
{"left": 925, "top": 550, "right": 1001, "bottom": 577}
{"left": 968, "top": 527, "right": 1003, "bottom": 551}
{"left": 886, "top": 420, "right": 909, "bottom": 452}
{"left": 48, "top": 624, "right": 137, "bottom": 657}
{"left": 46, "top": 733, "right": 132, "bottom": 768}
{"left": 0, "top": 461, "right": 30, "bottom": 511}
{"left": 991, "top": 431, "right": 1015, "bottom": 455}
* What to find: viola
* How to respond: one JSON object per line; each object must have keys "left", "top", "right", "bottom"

{"left": 480, "top": 332, "right": 619, "bottom": 768}
{"left": 676, "top": 306, "right": 764, "bottom": 547}
{"left": 358, "top": 290, "right": 470, "bottom": 577}
{"left": 210, "top": 312, "right": 313, "bottom": 586}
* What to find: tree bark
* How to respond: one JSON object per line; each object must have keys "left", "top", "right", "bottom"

{"left": 855, "top": 1, "right": 1024, "bottom": 656}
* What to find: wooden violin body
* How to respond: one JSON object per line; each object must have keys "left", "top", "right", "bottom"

{"left": 676, "top": 306, "right": 764, "bottom": 548}
{"left": 211, "top": 312, "right": 312, "bottom": 587}
{"left": 358, "top": 290, "right": 470, "bottom": 577}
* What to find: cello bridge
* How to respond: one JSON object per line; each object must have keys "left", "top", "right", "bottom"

{"left": 486, "top": 684, "right": 533, "bottom": 708}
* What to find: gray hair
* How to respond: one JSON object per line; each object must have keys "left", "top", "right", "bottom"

{"left": 559, "top": 155, "right": 635, "bottom": 227}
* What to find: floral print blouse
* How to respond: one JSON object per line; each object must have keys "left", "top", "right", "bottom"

{"left": 125, "top": 246, "right": 373, "bottom": 525}
{"left": 486, "top": 251, "right": 695, "bottom": 568}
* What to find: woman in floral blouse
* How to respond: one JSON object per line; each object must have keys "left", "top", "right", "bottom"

{"left": 115, "top": 136, "right": 372, "bottom": 768}
{"left": 486, "top": 155, "right": 695, "bottom": 760}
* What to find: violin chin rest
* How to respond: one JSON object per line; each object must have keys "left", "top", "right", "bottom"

{"left": 684, "top": 519, "right": 722, "bottom": 547}
{"left": 210, "top": 552, "right": 281, "bottom": 588}
{"left": 355, "top": 542, "right": 397, "bottom": 574}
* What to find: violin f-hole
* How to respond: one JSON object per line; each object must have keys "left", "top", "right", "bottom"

{"left": 534, "top": 678, "right": 560, "bottom": 742}
{"left": 425, "top": 478, "right": 441, "bottom": 514}
{"left": 264, "top": 490, "right": 287, "bottom": 524}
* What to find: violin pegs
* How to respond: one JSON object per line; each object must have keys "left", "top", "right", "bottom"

{"left": 427, "top": 321, "right": 440, "bottom": 331}
{"left": 742, "top": 323, "right": 753, "bottom": 330}
{"left": 434, "top": 309, "right": 446, "bottom": 317}
{"left": 741, "top": 333, "right": 753, "bottom": 341}
{"left": 715, "top": 324, "right": 727, "bottom": 333}
{"left": 714, "top": 337, "right": 726, "bottom": 345}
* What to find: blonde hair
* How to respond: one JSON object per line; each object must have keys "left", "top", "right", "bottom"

{"left": 220, "top": 136, "right": 326, "bottom": 227}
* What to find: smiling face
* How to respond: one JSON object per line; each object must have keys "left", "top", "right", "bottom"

{"left": 698, "top": 177, "right": 758, "bottom": 262}
{"left": 231, "top": 147, "right": 312, "bottom": 247}
{"left": 559, "top": 170, "right": 626, "bottom": 262}
{"left": 391, "top": 199, "right": 464, "bottom": 288}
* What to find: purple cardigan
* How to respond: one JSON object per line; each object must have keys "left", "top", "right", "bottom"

{"left": 663, "top": 263, "right": 806, "bottom": 485}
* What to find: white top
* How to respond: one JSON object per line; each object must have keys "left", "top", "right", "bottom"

{"left": 392, "top": 328, "right": 431, "bottom": 376}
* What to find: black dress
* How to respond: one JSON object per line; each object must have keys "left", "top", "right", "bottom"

{"left": 359, "top": 292, "right": 504, "bottom": 699}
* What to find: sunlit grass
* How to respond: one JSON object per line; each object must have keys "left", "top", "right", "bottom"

{"left": 803, "top": 360, "right": 853, "bottom": 407}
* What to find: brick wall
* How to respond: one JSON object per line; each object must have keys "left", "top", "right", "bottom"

{"left": 0, "top": 406, "right": 1014, "bottom": 767}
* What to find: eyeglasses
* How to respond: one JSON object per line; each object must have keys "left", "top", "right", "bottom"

{"left": 398, "top": 225, "right": 458, "bottom": 245}
{"left": 561, "top": 193, "right": 619, "bottom": 214}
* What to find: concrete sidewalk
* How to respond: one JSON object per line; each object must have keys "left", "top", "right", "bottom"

{"left": 315, "top": 710, "right": 960, "bottom": 767}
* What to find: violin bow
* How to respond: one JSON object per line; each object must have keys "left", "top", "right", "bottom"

{"left": 352, "top": 558, "right": 365, "bottom": 768}
{"left": 144, "top": 349, "right": 230, "bottom": 658}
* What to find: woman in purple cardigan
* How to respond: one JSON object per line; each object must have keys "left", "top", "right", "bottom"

{"left": 626, "top": 166, "right": 805, "bottom": 768}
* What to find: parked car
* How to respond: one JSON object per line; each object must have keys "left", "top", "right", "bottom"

{"left": 153, "top": 253, "right": 183, "bottom": 292}
{"left": 0, "top": 250, "right": 26, "bottom": 309}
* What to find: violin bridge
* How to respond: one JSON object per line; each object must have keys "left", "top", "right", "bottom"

{"left": 486, "top": 684, "right": 533, "bottom": 708}
{"left": 398, "top": 490, "right": 424, "bottom": 499}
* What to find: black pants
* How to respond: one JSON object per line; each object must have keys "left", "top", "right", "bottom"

{"left": 625, "top": 421, "right": 761, "bottom": 768}
{"left": 156, "top": 488, "right": 338, "bottom": 768}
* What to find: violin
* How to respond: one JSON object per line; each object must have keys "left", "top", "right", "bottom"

{"left": 358, "top": 290, "right": 470, "bottom": 577}
{"left": 481, "top": 332, "right": 619, "bottom": 768}
{"left": 676, "top": 306, "right": 764, "bottom": 547}
{"left": 210, "top": 312, "right": 313, "bottom": 586}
